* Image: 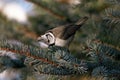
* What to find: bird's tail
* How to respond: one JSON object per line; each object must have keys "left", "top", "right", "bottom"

{"left": 75, "top": 17, "right": 88, "bottom": 26}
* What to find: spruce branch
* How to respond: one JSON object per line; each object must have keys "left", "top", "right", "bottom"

{"left": 98, "top": 5, "right": 120, "bottom": 47}
{"left": 0, "top": 40, "right": 87, "bottom": 75}
{"left": 106, "top": 0, "right": 120, "bottom": 4}
{"left": 84, "top": 39, "right": 120, "bottom": 78}
{"left": 92, "top": 66, "right": 120, "bottom": 79}
{"left": 26, "top": 0, "right": 66, "bottom": 20}
{"left": 92, "top": 66, "right": 108, "bottom": 77}
{"left": 86, "top": 39, "right": 120, "bottom": 61}
{"left": 104, "top": 8, "right": 120, "bottom": 27}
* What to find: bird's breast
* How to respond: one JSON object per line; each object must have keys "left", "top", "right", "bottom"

{"left": 55, "top": 36, "right": 74, "bottom": 48}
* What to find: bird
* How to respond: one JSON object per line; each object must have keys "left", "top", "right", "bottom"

{"left": 0, "top": 17, "right": 88, "bottom": 79}
{"left": 37, "top": 17, "right": 88, "bottom": 49}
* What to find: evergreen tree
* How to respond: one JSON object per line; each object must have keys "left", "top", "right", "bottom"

{"left": 0, "top": 0, "right": 120, "bottom": 80}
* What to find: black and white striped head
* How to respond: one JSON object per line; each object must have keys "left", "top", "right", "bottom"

{"left": 38, "top": 17, "right": 88, "bottom": 48}
{"left": 37, "top": 32, "right": 56, "bottom": 48}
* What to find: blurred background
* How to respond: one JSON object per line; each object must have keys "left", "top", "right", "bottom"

{"left": 0, "top": 0, "right": 120, "bottom": 80}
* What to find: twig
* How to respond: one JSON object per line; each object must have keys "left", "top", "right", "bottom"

{"left": 0, "top": 47, "right": 58, "bottom": 67}
{"left": 26, "top": 0, "right": 66, "bottom": 20}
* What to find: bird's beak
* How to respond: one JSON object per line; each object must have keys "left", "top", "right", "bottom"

{"left": 37, "top": 36, "right": 42, "bottom": 41}
{"left": 37, "top": 36, "right": 49, "bottom": 48}
{"left": 37, "top": 36, "right": 49, "bottom": 44}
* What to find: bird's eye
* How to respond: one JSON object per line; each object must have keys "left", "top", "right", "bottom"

{"left": 46, "top": 34, "right": 52, "bottom": 43}
{"left": 46, "top": 34, "right": 50, "bottom": 42}
{"left": 45, "top": 32, "right": 55, "bottom": 44}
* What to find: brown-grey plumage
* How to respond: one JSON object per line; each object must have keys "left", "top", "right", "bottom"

{"left": 48, "top": 17, "right": 88, "bottom": 39}
{"left": 38, "top": 17, "right": 88, "bottom": 48}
